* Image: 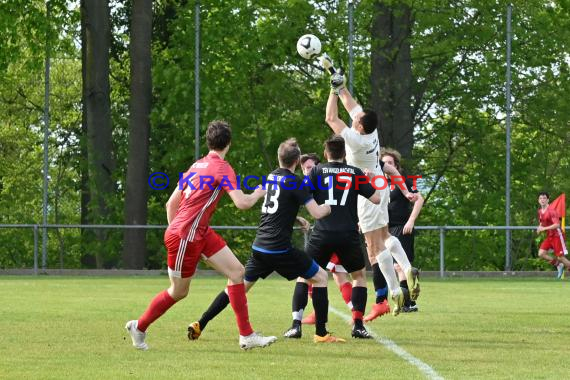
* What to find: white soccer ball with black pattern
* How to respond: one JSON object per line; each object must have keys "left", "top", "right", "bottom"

{"left": 296, "top": 34, "right": 321, "bottom": 59}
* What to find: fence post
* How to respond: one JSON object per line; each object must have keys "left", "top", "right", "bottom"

{"left": 439, "top": 228, "right": 445, "bottom": 278}
{"left": 33, "top": 225, "right": 39, "bottom": 275}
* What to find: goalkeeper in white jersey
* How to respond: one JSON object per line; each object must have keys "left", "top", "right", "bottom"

{"left": 321, "top": 55, "right": 420, "bottom": 316}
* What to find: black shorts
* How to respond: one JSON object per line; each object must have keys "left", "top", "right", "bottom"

{"left": 244, "top": 247, "right": 320, "bottom": 282}
{"left": 305, "top": 230, "right": 366, "bottom": 273}
{"left": 389, "top": 224, "right": 415, "bottom": 263}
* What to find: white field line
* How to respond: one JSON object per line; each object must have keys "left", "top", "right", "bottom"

{"left": 329, "top": 306, "right": 444, "bottom": 380}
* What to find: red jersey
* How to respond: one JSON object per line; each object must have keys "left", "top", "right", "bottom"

{"left": 168, "top": 152, "right": 238, "bottom": 241}
{"left": 538, "top": 207, "right": 561, "bottom": 237}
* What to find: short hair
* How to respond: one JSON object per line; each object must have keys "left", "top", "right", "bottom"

{"left": 206, "top": 120, "right": 232, "bottom": 150}
{"left": 300, "top": 153, "right": 320, "bottom": 166}
{"left": 538, "top": 191, "right": 550, "bottom": 199}
{"left": 380, "top": 147, "right": 402, "bottom": 172}
{"left": 278, "top": 138, "right": 301, "bottom": 167}
{"left": 360, "top": 109, "right": 378, "bottom": 134}
{"left": 324, "top": 135, "right": 346, "bottom": 160}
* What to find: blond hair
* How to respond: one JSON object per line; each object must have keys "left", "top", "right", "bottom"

{"left": 380, "top": 147, "right": 402, "bottom": 172}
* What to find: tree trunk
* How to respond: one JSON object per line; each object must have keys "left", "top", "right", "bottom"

{"left": 80, "top": 3, "right": 94, "bottom": 268}
{"left": 122, "top": 0, "right": 152, "bottom": 269}
{"left": 81, "top": 0, "right": 115, "bottom": 268}
{"left": 370, "top": 1, "right": 414, "bottom": 158}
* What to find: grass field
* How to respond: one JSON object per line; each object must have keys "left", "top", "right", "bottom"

{"left": 0, "top": 276, "right": 568, "bottom": 379}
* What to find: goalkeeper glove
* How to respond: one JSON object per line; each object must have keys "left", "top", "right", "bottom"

{"left": 330, "top": 70, "right": 346, "bottom": 95}
{"left": 319, "top": 53, "right": 336, "bottom": 75}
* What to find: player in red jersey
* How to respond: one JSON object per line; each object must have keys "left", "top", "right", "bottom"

{"left": 536, "top": 192, "right": 570, "bottom": 279}
{"left": 125, "top": 120, "right": 277, "bottom": 351}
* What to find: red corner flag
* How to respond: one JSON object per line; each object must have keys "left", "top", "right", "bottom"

{"left": 549, "top": 193, "right": 566, "bottom": 230}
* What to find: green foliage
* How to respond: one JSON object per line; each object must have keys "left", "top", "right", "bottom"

{"left": 1, "top": 0, "right": 569, "bottom": 270}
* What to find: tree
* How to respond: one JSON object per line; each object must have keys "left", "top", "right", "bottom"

{"left": 369, "top": 0, "right": 414, "bottom": 158}
{"left": 81, "top": 0, "right": 115, "bottom": 268}
{"left": 123, "top": 0, "right": 152, "bottom": 269}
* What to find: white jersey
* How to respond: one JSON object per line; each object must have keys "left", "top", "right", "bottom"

{"left": 340, "top": 127, "right": 382, "bottom": 175}
{"left": 340, "top": 127, "right": 389, "bottom": 233}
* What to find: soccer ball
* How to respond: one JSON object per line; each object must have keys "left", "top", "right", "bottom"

{"left": 296, "top": 34, "right": 321, "bottom": 59}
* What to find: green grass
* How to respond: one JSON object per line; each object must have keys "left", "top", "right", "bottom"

{"left": 0, "top": 276, "right": 569, "bottom": 379}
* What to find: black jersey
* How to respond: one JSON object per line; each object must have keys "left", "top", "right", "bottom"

{"left": 388, "top": 177, "right": 418, "bottom": 225}
{"left": 309, "top": 161, "right": 375, "bottom": 232}
{"left": 252, "top": 168, "right": 313, "bottom": 252}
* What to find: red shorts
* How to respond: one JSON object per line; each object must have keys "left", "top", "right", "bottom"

{"left": 540, "top": 233, "right": 568, "bottom": 257}
{"left": 164, "top": 227, "right": 227, "bottom": 278}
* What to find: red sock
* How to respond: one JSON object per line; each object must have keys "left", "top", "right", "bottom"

{"left": 550, "top": 259, "right": 558, "bottom": 266}
{"left": 138, "top": 290, "right": 177, "bottom": 332}
{"left": 352, "top": 310, "right": 364, "bottom": 321}
{"left": 308, "top": 284, "right": 313, "bottom": 298}
{"left": 340, "top": 282, "right": 353, "bottom": 306}
{"left": 227, "top": 283, "right": 254, "bottom": 336}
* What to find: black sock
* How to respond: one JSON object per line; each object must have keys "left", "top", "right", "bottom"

{"left": 372, "top": 263, "right": 388, "bottom": 304}
{"left": 312, "top": 286, "right": 328, "bottom": 337}
{"left": 352, "top": 286, "right": 367, "bottom": 313}
{"left": 198, "top": 290, "right": 229, "bottom": 330}
{"left": 351, "top": 286, "right": 367, "bottom": 328}
{"left": 400, "top": 280, "right": 411, "bottom": 307}
{"left": 292, "top": 282, "right": 309, "bottom": 323}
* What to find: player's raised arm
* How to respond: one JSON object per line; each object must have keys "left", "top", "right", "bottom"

{"left": 227, "top": 186, "right": 266, "bottom": 210}
{"left": 305, "top": 198, "right": 331, "bottom": 219}
{"left": 325, "top": 91, "right": 348, "bottom": 135}
{"left": 382, "top": 162, "right": 416, "bottom": 201}
{"left": 337, "top": 86, "right": 361, "bottom": 116}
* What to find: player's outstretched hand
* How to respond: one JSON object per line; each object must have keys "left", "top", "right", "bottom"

{"left": 330, "top": 71, "right": 346, "bottom": 95}
{"left": 363, "top": 168, "right": 374, "bottom": 179}
{"left": 319, "top": 53, "right": 335, "bottom": 74}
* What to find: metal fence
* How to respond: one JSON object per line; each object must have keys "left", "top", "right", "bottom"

{"left": 0, "top": 224, "right": 563, "bottom": 277}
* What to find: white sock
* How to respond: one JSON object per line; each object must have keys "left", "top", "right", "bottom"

{"left": 375, "top": 249, "right": 400, "bottom": 294}
{"left": 386, "top": 236, "right": 412, "bottom": 274}
{"left": 292, "top": 310, "right": 303, "bottom": 321}
{"left": 346, "top": 301, "right": 353, "bottom": 310}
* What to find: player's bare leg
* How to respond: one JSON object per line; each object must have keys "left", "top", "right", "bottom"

{"left": 381, "top": 227, "right": 420, "bottom": 301}
{"left": 364, "top": 228, "right": 405, "bottom": 316}
{"left": 538, "top": 248, "right": 558, "bottom": 265}
{"left": 556, "top": 255, "right": 570, "bottom": 277}
{"left": 538, "top": 248, "right": 564, "bottom": 278}
{"left": 193, "top": 246, "right": 276, "bottom": 350}
{"left": 126, "top": 275, "right": 190, "bottom": 350}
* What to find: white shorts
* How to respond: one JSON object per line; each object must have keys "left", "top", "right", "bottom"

{"left": 357, "top": 187, "right": 390, "bottom": 234}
